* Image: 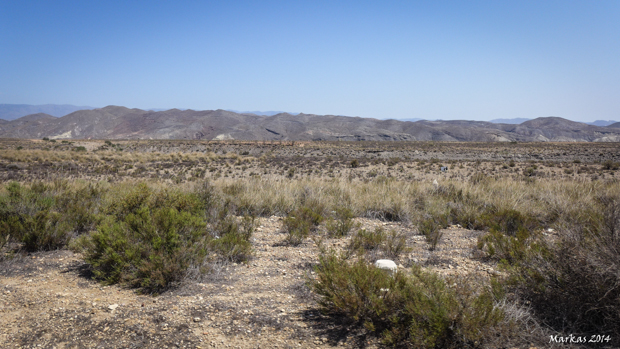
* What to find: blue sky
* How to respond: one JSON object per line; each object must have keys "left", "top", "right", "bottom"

{"left": 1, "top": 1, "right": 619, "bottom": 122}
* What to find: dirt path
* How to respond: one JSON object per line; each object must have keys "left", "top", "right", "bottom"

{"left": 0, "top": 218, "right": 496, "bottom": 349}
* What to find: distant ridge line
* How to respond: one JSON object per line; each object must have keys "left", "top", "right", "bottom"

{"left": 1, "top": 105, "right": 619, "bottom": 142}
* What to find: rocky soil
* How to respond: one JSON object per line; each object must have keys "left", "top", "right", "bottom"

{"left": 0, "top": 217, "right": 503, "bottom": 349}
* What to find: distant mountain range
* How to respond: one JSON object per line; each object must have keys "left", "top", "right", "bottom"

{"left": 489, "top": 118, "right": 532, "bottom": 124}
{"left": 1, "top": 105, "right": 620, "bottom": 142}
{"left": 0, "top": 104, "right": 95, "bottom": 120}
{"left": 487, "top": 117, "right": 618, "bottom": 126}
{"left": 226, "top": 110, "right": 299, "bottom": 116}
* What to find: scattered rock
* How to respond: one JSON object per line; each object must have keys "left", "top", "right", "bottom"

{"left": 374, "top": 259, "right": 397, "bottom": 275}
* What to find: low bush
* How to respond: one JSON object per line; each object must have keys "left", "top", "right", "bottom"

{"left": 602, "top": 160, "right": 620, "bottom": 170}
{"left": 20, "top": 210, "right": 72, "bottom": 252}
{"left": 348, "top": 227, "right": 386, "bottom": 253}
{"left": 446, "top": 202, "right": 485, "bottom": 230}
{"left": 210, "top": 215, "right": 254, "bottom": 263}
{"left": 0, "top": 181, "right": 74, "bottom": 252}
{"left": 418, "top": 216, "right": 446, "bottom": 251}
{"left": 283, "top": 204, "right": 324, "bottom": 245}
{"left": 383, "top": 229, "right": 411, "bottom": 259}
{"left": 73, "top": 186, "right": 210, "bottom": 293}
{"left": 477, "top": 228, "right": 544, "bottom": 265}
{"left": 312, "top": 252, "right": 507, "bottom": 348}
{"left": 475, "top": 208, "right": 544, "bottom": 264}
{"left": 479, "top": 208, "right": 537, "bottom": 236}
{"left": 325, "top": 207, "right": 357, "bottom": 237}
{"left": 56, "top": 183, "right": 103, "bottom": 234}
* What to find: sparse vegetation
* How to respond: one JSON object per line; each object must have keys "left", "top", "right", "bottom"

{"left": 312, "top": 252, "right": 508, "bottom": 348}
{"left": 1, "top": 139, "right": 620, "bottom": 347}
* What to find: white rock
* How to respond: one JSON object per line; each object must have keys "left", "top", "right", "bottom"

{"left": 432, "top": 179, "right": 439, "bottom": 188}
{"left": 374, "top": 259, "right": 397, "bottom": 275}
{"left": 108, "top": 304, "right": 119, "bottom": 311}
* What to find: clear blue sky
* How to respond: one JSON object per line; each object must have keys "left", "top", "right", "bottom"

{"left": 1, "top": 0, "right": 619, "bottom": 122}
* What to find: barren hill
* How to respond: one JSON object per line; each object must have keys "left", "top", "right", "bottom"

{"left": 1, "top": 106, "right": 619, "bottom": 142}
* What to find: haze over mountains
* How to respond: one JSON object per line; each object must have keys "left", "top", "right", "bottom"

{"left": 1, "top": 105, "right": 620, "bottom": 142}
{"left": 0, "top": 104, "right": 95, "bottom": 121}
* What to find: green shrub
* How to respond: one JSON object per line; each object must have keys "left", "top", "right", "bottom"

{"left": 477, "top": 228, "right": 544, "bottom": 265}
{"left": 74, "top": 205, "right": 208, "bottom": 293}
{"left": 283, "top": 205, "right": 324, "bottom": 245}
{"left": 479, "top": 208, "right": 537, "bottom": 236}
{"left": 312, "top": 252, "right": 506, "bottom": 348}
{"left": 210, "top": 215, "right": 254, "bottom": 263}
{"left": 383, "top": 229, "right": 411, "bottom": 259}
{"left": 446, "top": 202, "right": 485, "bottom": 230}
{"left": 348, "top": 227, "right": 386, "bottom": 253}
{"left": 0, "top": 181, "right": 73, "bottom": 251}
{"left": 57, "top": 184, "right": 103, "bottom": 234}
{"left": 73, "top": 185, "right": 212, "bottom": 292}
{"left": 418, "top": 216, "right": 445, "bottom": 251}
{"left": 20, "top": 210, "right": 72, "bottom": 252}
{"left": 325, "top": 207, "right": 356, "bottom": 237}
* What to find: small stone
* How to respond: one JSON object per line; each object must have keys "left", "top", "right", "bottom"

{"left": 108, "top": 304, "right": 119, "bottom": 311}
{"left": 193, "top": 317, "right": 201, "bottom": 322}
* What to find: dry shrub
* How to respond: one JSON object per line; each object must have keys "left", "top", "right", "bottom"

{"left": 510, "top": 194, "right": 620, "bottom": 345}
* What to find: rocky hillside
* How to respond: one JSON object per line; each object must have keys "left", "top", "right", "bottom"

{"left": 1, "top": 106, "right": 620, "bottom": 142}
